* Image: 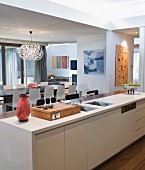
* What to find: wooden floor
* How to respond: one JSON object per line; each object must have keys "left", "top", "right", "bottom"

{"left": 94, "top": 136, "right": 145, "bottom": 170}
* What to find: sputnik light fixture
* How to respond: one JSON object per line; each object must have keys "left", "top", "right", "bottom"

{"left": 20, "top": 31, "right": 43, "bottom": 61}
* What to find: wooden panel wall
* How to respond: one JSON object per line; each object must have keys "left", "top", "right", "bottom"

{"left": 115, "top": 45, "right": 128, "bottom": 86}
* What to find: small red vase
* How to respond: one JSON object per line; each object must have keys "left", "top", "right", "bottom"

{"left": 16, "top": 94, "right": 30, "bottom": 122}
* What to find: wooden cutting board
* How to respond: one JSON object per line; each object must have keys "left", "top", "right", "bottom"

{"left": 31, "top": 103, "right": 81, "bottom": 121}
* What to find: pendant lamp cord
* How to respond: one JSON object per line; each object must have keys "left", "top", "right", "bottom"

{"left": 29, "top": 31, "right": 32, "bottom": 44}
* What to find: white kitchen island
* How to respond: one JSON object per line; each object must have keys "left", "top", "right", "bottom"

{"left": 1, "top": 92, "right": 145, "bottom": 170}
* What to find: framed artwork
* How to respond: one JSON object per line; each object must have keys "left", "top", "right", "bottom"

{"left": 115, "top": 44, "right": 128, "bottom": 86}
{"left": 52, "top": 56, "right": 69, "bottom": 69}
{"left": 52, "top": 56, "right": 56, "bottom": 68}
{"left": 57, "top": 56, "right": 62, "bottom": 68}
{"left": 62, "top": 56, "right": 68, "bottom": 68}
{"left": 84, "top": 49, "right": 104, "bottom": 75}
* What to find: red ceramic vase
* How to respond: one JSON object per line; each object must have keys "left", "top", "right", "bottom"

{"left": 16, "top": 94, "right": 30, "bottom": 122}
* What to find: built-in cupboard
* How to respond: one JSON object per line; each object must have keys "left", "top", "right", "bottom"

{"left": 35, "top": 100, "right": 145, "bottom": 170}
{"left": 1, "top": 100, "right": 145, "bottom": 170}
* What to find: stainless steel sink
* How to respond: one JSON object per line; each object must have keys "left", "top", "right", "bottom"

{"left": 86, "top": 101, "right": 112, "bottom": 107}
{"left": 80, "top": 105, "right": 97, "bottom": 112}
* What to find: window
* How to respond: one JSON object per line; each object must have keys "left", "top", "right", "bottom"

{"left": 5, "top": 46, "right": 21, "bottom": 86}
{"left": 0, "top": 46, "right": 2, "bottom": 85}
{"left": 24, "top": 60, "right": 35, "bottom": 84}
{"left": 133, "top": 52, "right": 139, "bottom": 83}
{"left": 0, "top": 43, "right": 45, "bottom": 86}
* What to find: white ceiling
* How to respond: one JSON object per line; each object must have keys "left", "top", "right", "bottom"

{"left": 114, "top": 28, "right": 139, "bottom": 37}
{"left": 0, "top": 4, "right": 106, "bottom": 44}
{"left": 96, "top": 0, "right": 145, "bottom": 6}
{"left": 0, "top": 2, "right": 140, "bottom": 44}
{"left": 50, "top": 0, "right": 145, "bottom": 7}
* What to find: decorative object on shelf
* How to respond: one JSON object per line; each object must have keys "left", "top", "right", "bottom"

{"left": 48, "top": 104, "right": 54, "bottom": 109}
{"left": 84, "top": 49, "right": 104, "bottom": 75}
{"left": 27, "top": 83, "right": 40, "bottom": 88}
{"left": 122, "top": 83, "right": 140, "bottom": 94}
{"left": 49, "top": 73, "right": 55, "bottom": 79}
{"left": 115, "top": 45, "right": 128, "bottom": 86}
{"left": 49, "top": 73, "right": 55, "bottom": 77}
{"left": 16, "top": 94, "right": 30, "bottom": 122}
{"left": 20, "top": 31, "right": 43, "bottom": 61}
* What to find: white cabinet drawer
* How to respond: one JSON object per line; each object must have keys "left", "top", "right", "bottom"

{"left": 35, "top": 127, "right": 65, "bottom": 170}
{"left": 135, "top": 109, "right": 145, "bottom": 121}
{"left": 135, "top": 118, "right": 145, "bottom": 130}
{"left": 135, "top": 127, "right": 144, "bottom": 140}
{"left": 136, "top": 100, "right": 145, "bottom": 111}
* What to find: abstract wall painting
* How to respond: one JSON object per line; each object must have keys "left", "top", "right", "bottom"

{"left": 62, "top": 56, "right": 67, "bottom": 68}
{"left": 52, "top": 56, "right": 69, "bottom": 69}
{"left": 115, "top": 44, "right": 128, "bottom": 86}
{"left": 57, "top": 56, "right": 62, "bottom": 68}
{"left": 84, "top": 49, "right": 104, "bottom": 75}
{"left": 52, "top": 56, "right": 57, "bottom": 68}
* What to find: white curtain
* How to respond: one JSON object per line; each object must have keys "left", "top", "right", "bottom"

{"left": 0, "top": 48, "right": 2, "bottom": 86}
{"left": 25, "top": 60, "right": 35, "bottom": 84}
{"left": 6, "top": 48, "right": 18, "bottom": 85}
{"left": 133, "top": 52, "right": 139, "bottom": 84}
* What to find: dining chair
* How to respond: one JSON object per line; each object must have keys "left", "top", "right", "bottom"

{"left": 56, "top": 86, "right": 65, "bottom": 101}
{"left": 3, "top": 85, "right": 13, "bottom": 90}
{"left": 60, "top": 82, "right": 72, "bottom": 88}
{"left": 0, "top": 104, "right": 3, "bottom": 114}
{"left": 16, "top": 84, "right": 25, "bottom": 89}
{"left": 44, "top": 86, "right": 54, "bottom": 105}
{"left": 87, "top": 90, "right": 99, "bottom": 96}
{"left": 40, "top": 82, "right": 48, "bottom": 86}
{"left": 0, "top": 96, "right": 4, "bottom": 103}
{"left": 0, "top": 100, "right": 4, "bottom": 113}
{"left": 29, "top": 88, "right": 40, "bottom": 106}
{"left": 68, "top": 84, "right": 76, "bottom": 95}
{"left": 5, "top": 90, "right": 25, "bottom": 111}
{"left": 1, "top": 85, "right": 13, "bottom": 109}
{"left": 65, "top": 93, "right": 79, "bottom": 100}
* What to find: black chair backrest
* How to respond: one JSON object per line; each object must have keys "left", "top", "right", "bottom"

{"left": 65, "top": 93, "right": 79, "bottom": 100}
{"left": 87, "top": 90, "right": 98, "bottom": 95}
{"left": 37, "top": 97, "right": 56, "bottom": 106}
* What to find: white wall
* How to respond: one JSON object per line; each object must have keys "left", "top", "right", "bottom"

{"left": 106, "top": 31, "right": 134, "bottom": 92}
{"left": 69, "top": 44, "right": 77, "bottom": 82}
{"left": 77, "top": 33, "right": 134, "bottom": 94}
{"left": 47, "top": 43, "right": 77, "bottom": 80}
{"left": 77, "top": 36, "right": 107, "bottom": 94}
{"left": 139, "top": 27, "right": 145, "bottom": 92}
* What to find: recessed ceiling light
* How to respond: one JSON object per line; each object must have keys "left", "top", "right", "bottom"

{"left": 59, "top": 34, "right": 62, "bottom": 37}
{"left": 4, "top": 26, "right": 7, "bottom": 29}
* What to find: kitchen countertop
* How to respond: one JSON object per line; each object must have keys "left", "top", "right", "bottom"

{"left": 1, "top": 92, "right": 145, "bottom": 134}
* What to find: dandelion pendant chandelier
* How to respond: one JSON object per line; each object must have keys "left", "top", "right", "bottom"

{"left": 20, "top": 31, "right": 43, "bottom": 61}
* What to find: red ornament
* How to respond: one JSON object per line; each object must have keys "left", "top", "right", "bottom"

{"left": 16, "top": 94, "right": 30, "bottom": 122}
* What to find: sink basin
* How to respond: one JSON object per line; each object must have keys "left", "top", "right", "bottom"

{"left": 80, "top": 105, "right": 97, "bottom": 112}
{"left": 86, "top": 101, "right": 112, "bottom": 107}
